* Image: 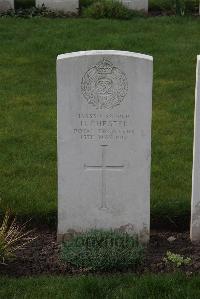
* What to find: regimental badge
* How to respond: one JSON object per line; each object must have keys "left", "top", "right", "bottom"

{"left": 81, "top": 58, "right": 128, "bottom": 109}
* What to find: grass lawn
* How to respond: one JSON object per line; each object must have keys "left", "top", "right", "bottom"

{"left": 0, "top": 16, "right": 199, "bottom": 226}
{"left": 1, "top": 273, "right": 200, "bottom": 298}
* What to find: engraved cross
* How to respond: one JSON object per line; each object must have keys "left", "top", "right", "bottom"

{"left": 84, "top": 145, "right": 124, "bottom": 209}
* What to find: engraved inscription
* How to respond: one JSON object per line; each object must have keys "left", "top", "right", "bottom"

{"left": 73, "top": 113, "right": 134, "bottom": 142}
{"left": 81, "top": 59, "right": 128, "bottom": 109}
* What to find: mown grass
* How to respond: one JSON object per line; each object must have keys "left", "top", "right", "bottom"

{"left": 1, "top": 273, "right": 200, "bottom": 298}
{"left": 0, "top": 17, "right": 199, "bottom": 226}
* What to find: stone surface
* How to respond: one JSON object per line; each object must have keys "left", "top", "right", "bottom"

{"left": 36, "top": 0, "right": 78, "bottom": 13}
{"left": 0, "top": 0, "right": 14, "bottom": 11}
{"left": 167, "top": 236, "right": 176, "bottom": 243}
{"left": 122, "top": 0, "right": 148, "bottom": 11}
{"left": 57, "top": 50, "right": 153, "bottom": 243}
{"left": 191, "top": 56, "right": 200, "bottom": 242}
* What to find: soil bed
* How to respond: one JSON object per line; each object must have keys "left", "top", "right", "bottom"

{"left": 1, "top": 230, "right": 200, "bottom": 277}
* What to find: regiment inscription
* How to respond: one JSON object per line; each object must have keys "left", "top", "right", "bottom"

{"left": 73, "top": 112, "right": 134, "bottom": 142}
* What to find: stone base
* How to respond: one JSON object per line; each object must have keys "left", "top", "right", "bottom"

{"left": 36, "top": 0, "right": 79, "bottom": 13}
{"left": 0, "top": 0, "right": 14, "bottom": 12}
{"left": 122, "top": 0, "right": 148, "bottom": 11}
{"left": 190, "top": 225, "right": 200, "bottom": 242}
{"left": 57, "top": 233, "right": 76, "bottom": 243}
{"left": 57, "top": 227, "right": 149, "bottom": 244}
{"left": 57, "top": 233, "right": 67, "bottom": 243}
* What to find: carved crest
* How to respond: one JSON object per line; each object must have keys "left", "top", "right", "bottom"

{"left": 81, "top": 59, "right": 128, "bottom": 109}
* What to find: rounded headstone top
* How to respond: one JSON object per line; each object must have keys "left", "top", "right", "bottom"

{"left": 57, "top": 50, "right": 153, "bottom": 62}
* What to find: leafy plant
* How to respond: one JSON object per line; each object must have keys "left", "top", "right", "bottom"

{"left": 163, "top": 251, "right": 191, "bottom": 268}
{"left": 174, "top": 0, "right": 185, "bottom": 16}
{"left": 149, "top": 0, "right": 199, "bottom": 15}
{"left": 82, "top": 0, "right": 142, "bottom": 19}
{"left": 80, "top": 0, "right": 97, "bottom": 9}
{"left": 61, "top": 230, "right": 144, "bottom": 271}
{"left": 0, "top": 211, "right": 37, "bottom": 264}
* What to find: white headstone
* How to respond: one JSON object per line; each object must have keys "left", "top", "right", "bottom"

{"left": 122, "top": 0, "right": 148, "bottom": 11}
{"left": 57, "top": 50, "right": 153, "bottom": 243}
{"left": 191, "top": 55, "right": 200, "bottom": 241}
{"left": 0, "top": 0, "right": 14, "bottom": 11}
{"left": 36, "top": 0, "right": 78, "bottom": 13}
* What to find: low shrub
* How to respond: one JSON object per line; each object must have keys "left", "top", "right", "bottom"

{"left": 82, "top": 0, "right": 143, "bottom": 19}
{"left": 149, "top": 0, "right": 174, "bottom": 12}
{"left": 80, "top": 0, "right": 96, "bottom": 9}
{"left": 149, "top": 0, "right": 199, "bottom": 15}
{"left": 61, "top": 230, "right": 144, "bottom": 271}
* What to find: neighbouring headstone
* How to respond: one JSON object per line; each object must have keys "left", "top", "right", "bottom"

{"left": 0, "top": 0, "right": 14, "bottom": 11}
{"left": 122, "top": 0, "right": 148, "bottom": 11}
{"left": 36, "top": 0, "right": 78, "bottom": 13}
{"left": 191, "top": 55, "right": 200, "bottom": 241}
{"left": 57, "top": 50, "right": 153, "bottom": 243}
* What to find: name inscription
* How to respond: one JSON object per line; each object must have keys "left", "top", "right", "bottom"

{"left": 73, "top": 113, "right": 134, "bottom": 142}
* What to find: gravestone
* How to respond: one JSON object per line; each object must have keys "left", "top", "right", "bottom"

{"left": 57, "top": 50, "right": 153, "bottom": 243}
{"left": 36, "top": 0, "right": 78, "bottom": 13}
{"left": 0, "top": 0, "right": 14, "bottom": 11}
{"left": 191, "top": 55, "right": 200, "bottom": 241}
{"left": 122, "top": 0, "right": 148, "bottom": 11}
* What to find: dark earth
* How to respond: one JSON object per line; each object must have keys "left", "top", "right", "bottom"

{"left": 1, "top": 229, "right": 200, "bottom": 277}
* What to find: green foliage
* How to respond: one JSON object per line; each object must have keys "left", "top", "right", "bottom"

{"left": 82, "top": 0, "right": 139, "bottom": 19}
{"left": 81, "top": 0, "right": 199, "bottom": 16}
{"left": 149, "top": 0, "right": 199, "bottom": 15}
{"left": 175, "top": 0, "right": 186, "bottom": 15}
{"left": 163, "top": 251, "right": 192, "bottom": 267}
{"left": 61, "top": 230, "right": 144, "bottom": 271}
{"left": 80, "top": 0, "right": 96, "bottom": 9}
{"left": 149, "top": 0, "right": 174, "bottom": 12}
